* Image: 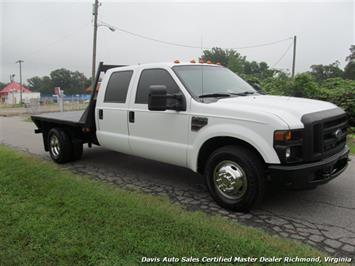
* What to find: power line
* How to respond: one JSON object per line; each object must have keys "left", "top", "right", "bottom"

{"left": 226, "top": 37, "right": 293, "bottom": 50}
{"left": 109, "top": 24, "right": 202, "bottom": 49}
{"left": 104, "top": 21, "right": 292, "bottom": 51}
{"left": 272, "top": 40, "right": 293, "bottom": 68}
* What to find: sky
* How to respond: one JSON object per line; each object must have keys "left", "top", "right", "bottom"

{"left": 0, "top": 0, "right": 353, "bottom": 83}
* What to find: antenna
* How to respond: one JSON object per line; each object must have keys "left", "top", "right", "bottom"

{"left": 201, "top": 35, "right": 204, "bottom": 97}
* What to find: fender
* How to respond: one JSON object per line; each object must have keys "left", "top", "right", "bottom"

{"left": 187, "top": 123, "right": 281, "bottom": 172}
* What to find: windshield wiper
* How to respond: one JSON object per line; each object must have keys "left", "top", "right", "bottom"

{"left": 198, "top": 93, "right": 231, "bottom": 98}
{"left": 230, "top": 91, "right": 256, "bottom": 96}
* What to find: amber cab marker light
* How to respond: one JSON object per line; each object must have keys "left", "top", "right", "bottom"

{"left": 216, "top": 62, "right": 221, "bottom": 65}
{"left": 207, "top": 60, "right": 212, "bottom": 64}
{"left": 199, "top": 59, "right": 204, "bottom": 63}
{"left": 274, "top": 130, "right": 292, "bottom": 142}
{"left": 174, "top": 60, "right": 180, "bottom": 64}
{"left": 190, "top": 59, "right": 196, "bottom": 63}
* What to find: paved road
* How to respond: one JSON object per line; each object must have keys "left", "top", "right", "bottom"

{"left": 1, "top": 116, "right": 354, "bottom": 258}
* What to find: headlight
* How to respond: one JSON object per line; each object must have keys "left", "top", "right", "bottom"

{"left": 274, "top": 130, "right": 303, "bottom": 163}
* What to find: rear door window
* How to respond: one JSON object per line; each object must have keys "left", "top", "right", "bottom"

{"left": 104, "top": 70, "right": 133, "bottom": 103}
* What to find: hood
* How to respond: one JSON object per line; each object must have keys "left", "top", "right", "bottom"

{"left": 215, "top": 95, "right": 338, "bottom": 128}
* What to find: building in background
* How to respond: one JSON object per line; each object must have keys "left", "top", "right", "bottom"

{"left": 0, "top": 82, "right": 40, "bottom": 104}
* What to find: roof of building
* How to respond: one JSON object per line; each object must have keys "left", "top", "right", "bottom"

{"left": 0, "top": 82, "right": 32, "bottom": 95}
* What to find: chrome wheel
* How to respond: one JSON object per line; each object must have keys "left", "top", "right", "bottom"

{"left": 50, "top": 134, "right": 61, "bottom": 158}
{"left": 213, "top": 160, "right": 248, "bottom": 200}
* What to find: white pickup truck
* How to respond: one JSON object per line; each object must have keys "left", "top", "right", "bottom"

{"left": 32, "top": 62, "right": 350, "bottom": 211}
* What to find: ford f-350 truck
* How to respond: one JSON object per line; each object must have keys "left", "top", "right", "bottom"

{"left": 32, "top": 62, "right": 350, "bottom": 211}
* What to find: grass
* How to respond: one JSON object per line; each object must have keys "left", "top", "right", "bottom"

{"left": 0, "top": 145, "right": 329, "bottom": 265}
{"left": 23, "top": 116, "right": 32, "bottom": 122}
{"left": 348, "top": 134, "right": 355, "bottom": 154}
{"left": 0, "top": 103, "right": 23, "bottom": 108}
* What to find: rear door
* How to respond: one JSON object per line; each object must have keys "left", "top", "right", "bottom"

{"left": 96, "top": 69, "right": 134, "bottom": 154}
{"left": 127, "top": 67, "right": 190, "bottom": 167}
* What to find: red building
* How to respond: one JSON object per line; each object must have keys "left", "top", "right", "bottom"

{"left": 0, "top": 82, "right": 39, "bottom": 104}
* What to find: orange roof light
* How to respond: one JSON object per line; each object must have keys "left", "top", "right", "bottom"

{"left": 190, "top": 59, "right": 196, "bottom": 63}
{"left": 207, "top": 60, "right": 212, "bottom": 64}
{"left": 216, "top": 62, "right": 221, "bottom": 65}
{"left": 174, "top": 60, "right": 180, "bottom": 64}
{"left": 199, "top": 59, "right": 204, "bottom": 64}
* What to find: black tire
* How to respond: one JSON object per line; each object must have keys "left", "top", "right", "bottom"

{"left": 205, "top": 145, "right": 266, "bottom": 212}
{"left": 71, "top": 142, "right": 83, "bottom": 161}
{"left": 47, "top": 128, "right": 73, "bottom": 164}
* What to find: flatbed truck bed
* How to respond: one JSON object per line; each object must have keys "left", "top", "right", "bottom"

{"left": 31, "top": 63, "right": 125, "bottom": 151}
{"left": 31, "top": 111, "right": 85, "bottom": 127}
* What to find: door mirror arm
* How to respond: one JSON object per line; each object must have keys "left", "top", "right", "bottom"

{"left": 166, "top": 94, "right": 186, "bottom": 111}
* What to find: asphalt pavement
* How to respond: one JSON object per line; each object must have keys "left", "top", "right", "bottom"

{"left": 1, "top": 116, "right": 354, "bottom": 258}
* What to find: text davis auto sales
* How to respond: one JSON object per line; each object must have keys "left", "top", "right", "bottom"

{"left": 141, "top": 256, "right": 352, "bottom": 264}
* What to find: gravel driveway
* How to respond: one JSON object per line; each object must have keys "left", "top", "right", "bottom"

{"left": 1, "top": 116, "right": 354, "bottom": 258}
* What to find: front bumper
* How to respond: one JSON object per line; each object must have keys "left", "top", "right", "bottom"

{"left": 268, "top": 146, "right": 350, "bottom": 188}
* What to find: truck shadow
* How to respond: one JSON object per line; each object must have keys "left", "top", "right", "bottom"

{"left": 78, "top": 146, "right": 339, "bottom": 211}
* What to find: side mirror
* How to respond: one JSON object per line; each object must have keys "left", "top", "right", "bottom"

{"left": 252, "top": 83, "right": 266, "bottom": 95}
{"left": 148, "top": 85, "right": 186, "bottom": 111}
{"left": 148, "top": 85, "right": 168, "bottom": 111}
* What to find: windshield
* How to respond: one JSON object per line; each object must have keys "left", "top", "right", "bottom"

{"left": 172, "top": 65, "right": 255, "bottom": 98}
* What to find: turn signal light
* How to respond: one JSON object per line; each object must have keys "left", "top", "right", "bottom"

{"left": 274, "top": 130, "right": 292, "bottom": 142}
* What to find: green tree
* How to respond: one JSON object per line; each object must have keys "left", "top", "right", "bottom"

{"left": 27, "top": 76, "right": 42, "bottom": 91}
{"left": 201, "top": 47, "right": 276, "bottom": 79}
{"left": 50, "top": 68, "right": 72, "bottom": 94}
{"left": 344, "top": 45, "right": 355, "bottom": 80}
{"left": 226, "top": 53, "right": 246, "bottom": 74}
{"left": 261, "top": 73, "right": 292, "bottom": 96}
{"left": 27, "top": 69, "right": 90, "bottom": 95}
{"left": 309, "top": 61, "right": 343, "bottom": 82}
{"left": 201, "top": 47, "right": 230, "bottom": 66}
{"left": 69, "top": 71, "right": 90, "bottom": 94}
{"left": 291, "top": 73, "right": 319, "bottom": 98}
{"left": 318, "top": 78, "right": 355, "bottom": 125}
{"left": 0, "top": 81, "right": 6, "bottom": 90}
{"left": 41, "top": 76, "right": 54, "bottom": 94}
{"left": 27, "top": 76, "right": 54, "bottom": 94}
{"left": 50, "top": 68, "right": 89, "bottom": 94}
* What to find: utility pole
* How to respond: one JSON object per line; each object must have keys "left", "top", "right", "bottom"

{"left": 16, "top": 60, "right": 24, "bottom": 104}
{"left": 291, "top": 35, "right": 297, "bottom": 78}
{"left": 91, "top": 0, "right": 99, "bottom": 88}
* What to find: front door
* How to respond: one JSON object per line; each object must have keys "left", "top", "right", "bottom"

{"left": 128, "top": 68, "right": 189, "bottom": 167}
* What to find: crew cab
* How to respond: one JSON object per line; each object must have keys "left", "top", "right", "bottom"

{"left": 32, "top": 62, "right": 350, "bottom": 211}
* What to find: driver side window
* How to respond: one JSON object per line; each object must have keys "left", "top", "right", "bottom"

{"left": 135, "top": 69, "right": 180, "bottom": 104}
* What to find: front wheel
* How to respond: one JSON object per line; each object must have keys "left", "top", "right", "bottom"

{"left": 205, "top": 145, "right": 266, "bottom": 212}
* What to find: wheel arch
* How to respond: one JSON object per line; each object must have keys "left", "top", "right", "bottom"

{"left": 196, "top": 136, "right": 268, "bottom": 175}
